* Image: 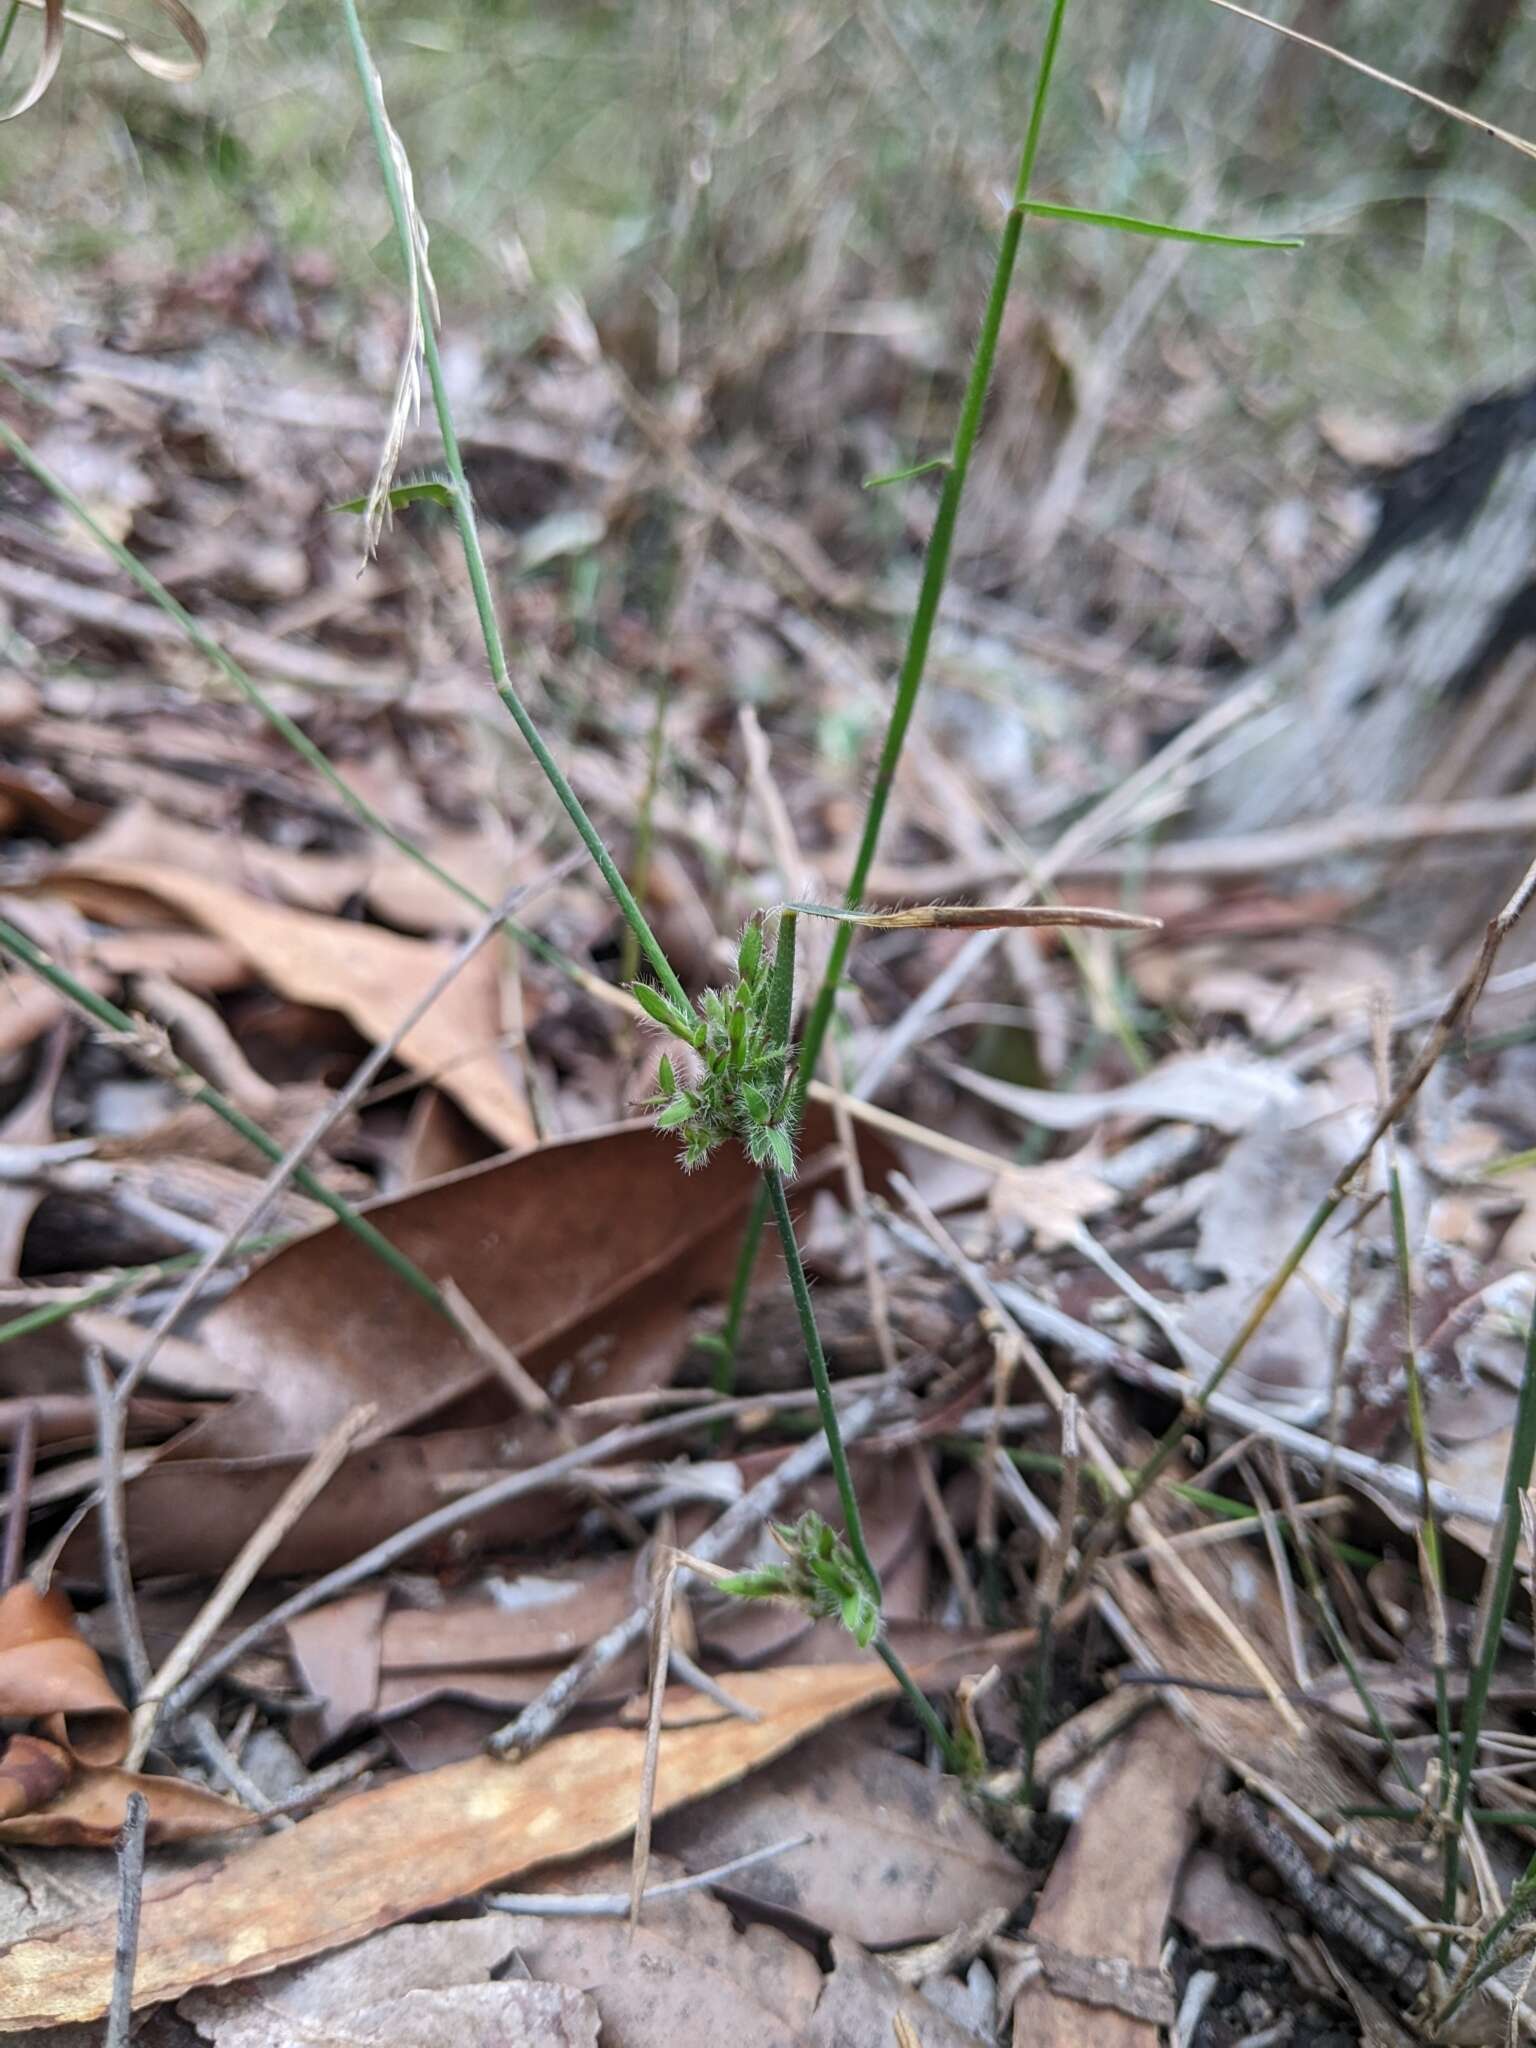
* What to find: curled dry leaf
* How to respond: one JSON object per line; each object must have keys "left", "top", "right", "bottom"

{"left": 0, "top": 1584, "right": 248, "bottom": 1846}
{"left": 0, "top": 1761, "right": 251, "bottom": 1849}
{"left": 0, "top": 1583, "right": 131, "bottom": 1766}
{"left": 0, "top": 1661, "right": 899, "bottom": 2026}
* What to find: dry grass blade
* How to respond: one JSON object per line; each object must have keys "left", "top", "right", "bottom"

{"left": 12, "top": 0, "right": 204, "bottom": 84}
{"left": 630, "top": 1549, "right": 679, "bottom": 1930}
{"left": 786, "top": 901, "right": 1160, "bottom": 932}
{"left": 0, "top": 0, "right": 60, "bottom": 119}
{"left": 1207, "top": 0, "right": 1536, "bottom": 161}
{"left": 357, "top": 51, "right": 439, "bottom": 555}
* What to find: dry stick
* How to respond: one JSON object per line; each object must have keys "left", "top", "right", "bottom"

{"left": 186, "top": 1711, "right": 287, "bottom": 1826}
{"left": 163, "top": 1385, "right": 894, "bottom": 1730}
{"left": 117, "top": 873, "right": 558, "bottom": 1406}
{"left": 487, "top": 1385, "right": 897, "bottom": 1758}
{"left": 1075, "top": 850, "right": 1536, "bottom": 1571}
{"left": 911, "top": 1446, "right": 983, "bottom": 1630}
{"left": 666, "top": 1644, "right": 759, "bottom": 1722}
{"left": 84, "top": 1344, "right": 150, "bottom": 1703}
{"left": 125, "top": 1403, "right": 378, "bottom": 1770}
{"left": 490, "top": 1835, "right": 813, "bottom": 1919}
{"left": 105, "top": 1790, "right": 148, "bottom": 2048}
{"left": 890, "top": 1178, "right": 1305, "bottom": 1736}
{"left": 630, "top": 1550, "right": 679, "bottom": 1929}
{"left": 0, "top": 1402, "right": 36, "bottom": 1590}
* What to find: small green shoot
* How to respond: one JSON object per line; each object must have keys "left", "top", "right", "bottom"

{"left": 333, "top": 477, "right": 456, "bottom": 515}
{"left": 715, "top": 1511, "right": 883, "bottom": 1650}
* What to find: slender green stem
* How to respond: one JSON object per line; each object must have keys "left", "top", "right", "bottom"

{"left": 339, "top": 0, "right": 689, "bottom": 1018}
{"left": 0, "top": 1237, "right": 288, "bottom": 1348}
{"left": 716, "top": 0, "right": 1074, "bottom": 1382}
{"left": 1019, "top": 1606, "right": 1057, "bottom": 1806}
{"left": 1441, "top": 1299, "right": 1536, "bottom": 1951}
{"left": 874, "top": 1637, "right": 964, "bottom": 1768}
{"left": 0, "top": 1, "right": 22, "bottom": 68}
{"left": 1436, "top": 1848, "right": 1536, "bottom": 2030}
{"left": 762, "top": 1166, "right": 880, "bottom": 1598}
{"left": 618, "top": 678, "right": 669, "bottom": 991}
{"left": 0, "top": 914, "right": 449, "bottom": 1316}
{"left": 762, "top": 1165, "right": 961, "bottom": 1767}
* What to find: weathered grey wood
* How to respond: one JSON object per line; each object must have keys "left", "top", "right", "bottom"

{"left": 1200, "top": 383, "right": 1536, "bottom": 837}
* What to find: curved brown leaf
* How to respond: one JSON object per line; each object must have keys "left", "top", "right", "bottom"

{"left": 0, "top": 1584, "right": 129, "bottom": 1766}
{"left": 0, "top": 1761, "right": 250, "bottom": 1848}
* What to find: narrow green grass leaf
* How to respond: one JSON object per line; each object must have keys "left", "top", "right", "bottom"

{"left": 862, "top": 457, "right": 951, "bottom": 491}
{"left": 1019, "top": 200, "right": 1301, "bottom": 249}
{"left": 333, "top": 479, "right": 456, "bottom": 515}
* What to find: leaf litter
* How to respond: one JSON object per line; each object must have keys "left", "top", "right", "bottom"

{"left": 4, "top": 70, "right": 1536, "bottom": 2048}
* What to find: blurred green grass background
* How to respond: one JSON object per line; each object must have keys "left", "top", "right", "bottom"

{"left": 3, "top": 0, "right": 1534, "bottom": 428}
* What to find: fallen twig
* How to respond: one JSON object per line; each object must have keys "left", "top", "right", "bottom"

{"left": 488, "top": 1834, "right": 813, "bottom": 1919}
{"left": 105, "top": 1790, "right": 148, "bottom": 2048}
{"left": 127, "top": 1404, "right": 378, "bottom": 1768}
{"left": 84, "top": 1345, "right": 150, "bottom": 1702}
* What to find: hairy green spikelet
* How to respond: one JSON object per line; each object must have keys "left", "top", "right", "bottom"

{"left": 637, "top": 916, "right": 798, "bottom": 1176}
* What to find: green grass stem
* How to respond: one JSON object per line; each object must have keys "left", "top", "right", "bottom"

{"left": 717, "top": 0, "right": 1075, "bottom": 1381}
{"left": 340, "top": 0, "right": 689, "bottom": 1018}
{"left": 1440, "top": 1299, "right": 1536, "bottom": 1958}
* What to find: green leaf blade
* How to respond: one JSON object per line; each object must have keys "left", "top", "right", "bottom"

{"left": 1019, "top": 200, "right": 1301, "bottom": 250}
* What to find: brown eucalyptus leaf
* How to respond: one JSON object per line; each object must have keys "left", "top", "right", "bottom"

{"left": 178, "top": 1919, "right": 598, "bottom": 2048}
{"left": 499, "top": 1850, "right": 821, "bottom": 2047}
{"left": 1011, "top": 1710, "right": 1207, "bottom": 2048}
{"left": 0, "top": 1661, "right": 899, "bottom": 2026}
{"left": 178, "top": 1110, "right": 883, "bottom": 1459}
{"left": 654, "top": 1723, "right": 1028, "bottom": 1945}
{"left": 38, "top": 859, "right": 535, "bottom": 1148}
